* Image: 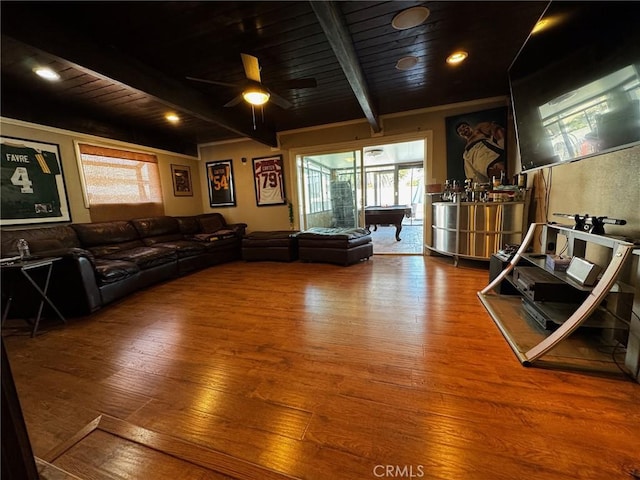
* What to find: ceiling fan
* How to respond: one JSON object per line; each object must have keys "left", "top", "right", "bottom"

{"left": 186, "top": 53, "right": 317, "bottom": 110}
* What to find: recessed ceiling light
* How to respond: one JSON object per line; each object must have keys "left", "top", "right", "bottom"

{"left": 33, "top": 67, "right": 60, "bottom": 81}
{"left": 531, "top": 15, "right": 564, "bottom": 35}
{"left": 391, "top": 7, "right": 430, "bottom": 30}
{"left": 531, "top": 19, "right": 549, "bottom": 34}
{"left": 165, "top": 113, "right": 180, "bottom": 123}
{"left": 446, "top": 51, "right": 469, "bottom": 65}
{"left": 395, "top": 56, "right": 420, "bottom": 71}
{"left": 392, "top": 6, "right": 430, "bottom": 30}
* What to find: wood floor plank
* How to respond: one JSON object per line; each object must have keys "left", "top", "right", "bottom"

{"left": 3, "top": 256, "right": 639, "bottom": 480}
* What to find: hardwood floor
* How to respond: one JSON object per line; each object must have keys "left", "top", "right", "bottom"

{"left": 3, "top": 256, "right": 639, "bottom": 480}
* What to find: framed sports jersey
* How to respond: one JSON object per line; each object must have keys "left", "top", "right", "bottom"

{"left": 1, "top": 136, "right": 71, "bottom": 226}
{"left": 205, "top": 159, "right": 236, "bottom": 207}
{"left": 252, "top": 154, "right": 286, "bottom": 206}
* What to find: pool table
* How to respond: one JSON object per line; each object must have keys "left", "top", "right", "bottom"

{"left": 365, "top": 205, "right": 412, "bottom": 241}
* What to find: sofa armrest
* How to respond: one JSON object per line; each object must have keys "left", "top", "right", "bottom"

{"left": 37, "top": 255, "right": 102, "bottom": 317}
{"left": 39, "top": 247, "right": 96, "bottom": 266}
{"left": 227, "top": 223, "right": 248, "bottom": 237}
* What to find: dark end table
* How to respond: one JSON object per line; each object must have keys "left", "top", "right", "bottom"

{"left": 1, "top": 257, "right": 67, "bottom": 337}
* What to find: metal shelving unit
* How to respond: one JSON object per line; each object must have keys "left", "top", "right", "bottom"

{"left": 478, "top": 223, "right": 638, "bottom": 375}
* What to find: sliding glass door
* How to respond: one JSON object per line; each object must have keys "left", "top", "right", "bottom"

{"left": 295, "top": 138, "right": 425, "bottom": 254}
{"left": 398, "top": 165, "right": 424, "bottom": 224}
{"left": 365, "top": 168, "right": 395, "bottom": 206}
{"left": 296, "top": 150, "right": 361, "bottom": 229}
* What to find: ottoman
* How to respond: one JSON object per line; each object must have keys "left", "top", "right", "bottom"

{"left": 242, "top": 231, "right": 300, "bottom": 262}
{"left": 297, "top": 227, "right": 373, "bottom": 266}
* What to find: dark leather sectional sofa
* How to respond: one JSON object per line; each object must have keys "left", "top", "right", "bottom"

{"left": 1, "top": 213, "right": 246, "bottom": 318}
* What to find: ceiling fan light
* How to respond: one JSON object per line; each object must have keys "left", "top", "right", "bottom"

{"left": 365, "top": 148, "right": 384, "bottom": 157}
{"left": 243, "top": 88, "right": 270, "bottom": 106}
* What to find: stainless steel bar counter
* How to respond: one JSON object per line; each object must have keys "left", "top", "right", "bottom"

{"left": 429, "top": 199, "right": 527, "bottom": 262}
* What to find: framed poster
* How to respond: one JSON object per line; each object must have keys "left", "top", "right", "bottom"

{"left": 170, "top": 164, "right": 193, "bottom": 196}
{"left": 1, "top": 136, "right": 72, "bottom": 226}
{"left": 445, "top": 106, "right": 508, "bottom": 184}
{"left": 252, "top": 154, "right": 286, "bottom": 206}
{"left": 206, "top": 160, "right": 236, "bottom": 207}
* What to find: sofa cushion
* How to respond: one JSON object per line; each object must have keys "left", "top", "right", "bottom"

{"left": 72, "top": 221, "right": 144, "bottom": 250}
{"left": 153, "top": 240, "right": 207, "bottom": 258}
{"left": 190, "top": 230, "right": 237, "bottom": 242}
{"left": 36, "top": 246, "right": 96, "bottom": 266}
{"left": 85, "top": 240, "right": 148, "bottom": 258}
{"left": 197, "top": 214, "right": 226, "bottom": 233}
{"left": 100, "top": 246, "right": 177, "bottom": 269}
{"left": 200, "top": 236, "right": 239, "bottom": 250}
{"left": 94, "top": 259, "right": 140, "bottom": 284}
{"left": 29, "top": 238, "right": 64, "bottom": 252}
{"left": 175, "top": 216, "right": 200, "bottom": 235}
{"left": 130, "top": 216, "right": 181, "bottom": 239}
{"left": 297, "top": 227, "right": 370, "bottom": 239}
{"left": 1, "top": 225, "right": 81, "bottom": 257}
{"left": 142, "top": 233, "right": 184, "bottom": 246}
{"left": 296, "top": 227, "right": 372, "bottom": 248}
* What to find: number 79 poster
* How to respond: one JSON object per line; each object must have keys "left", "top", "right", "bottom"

{"left": 252, "top": 154, "right": 286, "bottom": 206}
{"left": 206, "top": 160, "right": 236, "bottom": 207}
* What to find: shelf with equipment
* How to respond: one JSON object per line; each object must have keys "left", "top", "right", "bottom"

{"left": 478, "top": 222, "right": 639, "bottom": 378}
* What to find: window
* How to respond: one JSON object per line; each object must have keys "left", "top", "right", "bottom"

{"left": 77, "top": 143, "right": 164, "bottom": 221}
{"left": 302, "top": 158, "right": 332, "bottom": 214}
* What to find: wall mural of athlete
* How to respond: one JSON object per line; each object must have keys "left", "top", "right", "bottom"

{"left": 1, "top": 136, "right": 71, "bottom": 225}
{"left": 445, "top": 107, "right": 508, "bottom": 185}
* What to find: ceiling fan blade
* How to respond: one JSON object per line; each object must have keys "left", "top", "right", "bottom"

{"left": 269, "top": 91, "right": 293, "bottom": 110}
{"left": 241, "top": 53, "right": 262, "bottom": 83}
{"left": 186, "top": 76, "right": 238, "bottom": 88}
{"left": 224, "top": 94, "right": 244, "bottom": 107}
{"left": 280, "top": 78, "right": 318, "bottom": 89}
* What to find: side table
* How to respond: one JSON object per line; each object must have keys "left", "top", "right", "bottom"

{"left": 1, "top": 257, "right": 67, "bottom": 337}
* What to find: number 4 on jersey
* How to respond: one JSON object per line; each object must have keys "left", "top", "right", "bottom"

{"left": 11, "top": 166, "right": 34, "bottom": 193}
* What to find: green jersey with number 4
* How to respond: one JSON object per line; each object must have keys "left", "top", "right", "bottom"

{"left": 1, "top": 143, "right": 62, "bottom": 219}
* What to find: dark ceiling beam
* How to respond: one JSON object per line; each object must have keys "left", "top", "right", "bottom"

{"left": 310, "top": 1, "right": 381, "bottom": 133}
{"left": 1, "top": 15, "right": 278, "bottom": 147}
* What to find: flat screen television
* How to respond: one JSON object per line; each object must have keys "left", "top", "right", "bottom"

{"left": 508, "top": 1, "right": 640, "bottom": 172}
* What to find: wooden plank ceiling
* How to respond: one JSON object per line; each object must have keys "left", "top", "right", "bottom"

{"left": 0, "top": 1, "right": 548, "bottom": 155}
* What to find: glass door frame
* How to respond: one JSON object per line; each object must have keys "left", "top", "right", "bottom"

{"left": 288, "top": 131, "right": 433, "bottom": 253}
{"left": 296, "top": 149, "right": 361, "bottom": 230}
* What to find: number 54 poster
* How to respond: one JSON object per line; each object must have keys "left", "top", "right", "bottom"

{"left": 252, "top": 155, "right": 286, "bottom": 206}
{"left": 206, "top": 160, "right": 236, "bottom": 207}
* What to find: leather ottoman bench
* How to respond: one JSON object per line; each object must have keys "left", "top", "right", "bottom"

{"left": 242, "top": 231, "right": 300, "bottom": 262}
{"left": 297, "top": 227, "right": 373, "bottom": 266}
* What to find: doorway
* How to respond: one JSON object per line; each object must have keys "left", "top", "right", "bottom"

{"left": 296, "top": 150, "right": 361, "bottom": 230}
{"left": 363, "top": 140, "right": 424, "bottom": 254}
{"left": 295, "top": 138, "right": 425, "bottom": 255}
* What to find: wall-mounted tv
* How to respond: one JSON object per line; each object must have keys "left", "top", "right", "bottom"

{"left": 509, "top": 1, "right": 640, "bottom": 172}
